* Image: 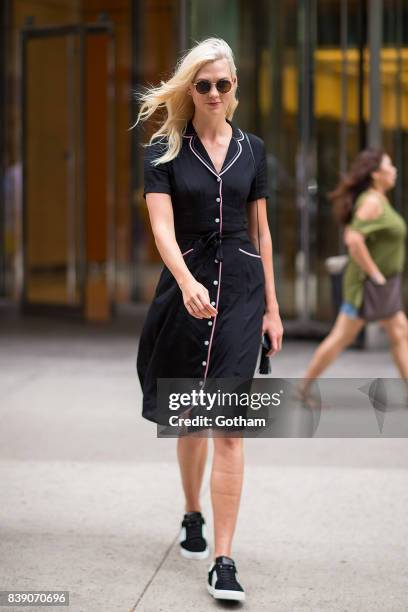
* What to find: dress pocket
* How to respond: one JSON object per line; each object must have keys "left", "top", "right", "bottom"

{"left": 238, "top": 247, "right": 261, "bottom": 259}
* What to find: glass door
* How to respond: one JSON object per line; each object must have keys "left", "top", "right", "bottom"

{"left": 22, "top": 27, "right": 82, "bottom": 311}
{"left": 21, "top": 23, "right": 115, "bottom": 317}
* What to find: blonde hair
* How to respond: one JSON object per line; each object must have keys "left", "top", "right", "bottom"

{"left": 131, "top": 37, "right": 239, "bottom": 165}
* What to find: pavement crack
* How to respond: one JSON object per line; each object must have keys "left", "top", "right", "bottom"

{"left": 129, "top": 531, "right": 179, "bottom": 611}
{"left": 129, "top": 478, "right": 211, "bottom": 611}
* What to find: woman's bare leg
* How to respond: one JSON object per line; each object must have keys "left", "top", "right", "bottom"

{"left": 299, "top": 313, "right": 365, "bottom": 394}
{"left": 211, "top": 437, "right": 244, "bottom": 558}
{"left": 379, "top": 310, "right": 408, "bottom": 380}
{"left": 177, "top": 436, "right": 208, "bottom": 512}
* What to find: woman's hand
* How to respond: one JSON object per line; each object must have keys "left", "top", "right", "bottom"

{"left": 179, "top": 277, "right": 218, "bottom": 319}
{"left": 262, "top": 309, "right": 284, "bottom": 356}
{"left": 369, "top": 271, "right": 386, "bottom": 285}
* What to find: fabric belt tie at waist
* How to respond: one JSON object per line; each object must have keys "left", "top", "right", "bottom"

{"left": 200, "top": 231, "right": 224, "bottom": 262}
{"left": 180, "top": 230, "right": 248, "bottom": 263}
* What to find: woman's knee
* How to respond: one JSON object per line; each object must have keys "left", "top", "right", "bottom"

{"left": 383, "top": 314, "right": 408, "bottom": 345}
{"left": 213, "top": 436, "right": 243, "bottom": 456}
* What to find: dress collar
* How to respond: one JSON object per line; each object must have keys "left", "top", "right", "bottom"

{"left": 183, "top": 117, "right": 244, "bottom": 177}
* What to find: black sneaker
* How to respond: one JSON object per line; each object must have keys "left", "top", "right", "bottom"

{"left": 207, "top": 555, "right": 245, "bottom": 601}
{"left": 179, "top": 511, "right": 209, "bottom": 560}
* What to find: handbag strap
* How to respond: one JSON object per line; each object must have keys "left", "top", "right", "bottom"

{"left": 244, "top": 133, "right": 261, "bottom": 257}
{"left": 245, "top": 133, "right": 271, "bottom": 374}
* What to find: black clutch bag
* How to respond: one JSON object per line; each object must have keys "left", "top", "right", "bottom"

{"left": 259, "top": 333, "right": 272, "bottom": 374}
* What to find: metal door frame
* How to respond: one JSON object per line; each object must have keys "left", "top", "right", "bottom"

{"left": 19, "top": 21, "right": 115, "bottom": 317}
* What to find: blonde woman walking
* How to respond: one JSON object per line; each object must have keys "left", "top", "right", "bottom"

{"left": 299, "top": 148, "right": 408, "bottom": 398}
{"left": 135, "top": 38, "right": 283, "bottom": 601}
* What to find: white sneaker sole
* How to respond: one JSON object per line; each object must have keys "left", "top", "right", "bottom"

{"left": 207, "top": 584, "right": 246, "bottom": 601}
{"left": 180, "top": 545, "right": 209, "bottom": 560}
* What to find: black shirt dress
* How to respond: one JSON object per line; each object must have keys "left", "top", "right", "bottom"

{"left": 137, "top": 119, "right": 270, "bottom": 424}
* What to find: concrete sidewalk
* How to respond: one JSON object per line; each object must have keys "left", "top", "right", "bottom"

{"left": 1, "top": 314, "right": 407, "bottom": 611}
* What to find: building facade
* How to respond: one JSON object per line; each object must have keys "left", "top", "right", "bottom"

{"left": 1, "top": 0, "right": 407, "bottom": 332}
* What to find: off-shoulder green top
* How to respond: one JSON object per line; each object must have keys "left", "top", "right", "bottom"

{"left": 342, "top": 190, "right": 407, "bottom": 309}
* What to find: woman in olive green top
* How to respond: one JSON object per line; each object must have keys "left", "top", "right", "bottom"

{"left": 342, "top": 189, "right": 406, "bottom": 313}
{"left": 299, "top": 148, "right": 408, "bottom": 397}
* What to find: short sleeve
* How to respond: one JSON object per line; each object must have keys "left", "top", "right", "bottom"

{"left": 348, "top": 199, "right": 385, "bottom": 237}
{"left": 143, "top": 141, "right": 172, "bottom": 199}
{"left": 247, "top": 136, "right": 270, "bottom": 202}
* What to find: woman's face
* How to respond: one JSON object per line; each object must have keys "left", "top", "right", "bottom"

{"left": 372, "top": 154, "right": 397, "bottom": 192}
{"left": 189, "top": 58, "right": 237, "bottom": 119}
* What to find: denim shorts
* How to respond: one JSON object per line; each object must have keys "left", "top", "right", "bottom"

{"left": 339, "top": 302, "right": 360, "bottom": 319}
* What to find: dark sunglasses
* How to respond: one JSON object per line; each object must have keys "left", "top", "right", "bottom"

{"left": 192, "top": 78, "right": 233, "bottom": 95}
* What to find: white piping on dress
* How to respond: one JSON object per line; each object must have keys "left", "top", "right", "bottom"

{"left": 238, "top": 247, "right": 261, "bottom": 258}
{"left": 183, "top": 132, "right": 243, "bottom": 177}
{"left": 186, "top": 136, "right": 219, "bottom": 178}
{"left": 203, "top": 259, "right": 222, "bottom": 381}
{"left": 235, "top": 128, "right": 245, "bottom": 142}
{"left": 181, "top": 248, "right": 194, "bottom": 256}
{"left": 203, "top": 177, "right": 223, "bottom": 382}
{"left": 219, "top": 140, "right": 242, "bottom": 175}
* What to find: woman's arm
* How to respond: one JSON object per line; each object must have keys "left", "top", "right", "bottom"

{"left": 343, "top": 193, "right": 386, "bottom": 284}
{"left": 146, "top": 193, "right": 218, "bottom": 318}
{"left": 343, "top": 228, "right": 385, "bottom": 283}
{"left": 247, "top": 198, "right": 283, "bottom": 354}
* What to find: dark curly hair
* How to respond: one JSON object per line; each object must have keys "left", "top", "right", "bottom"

{"left": 328, "top": 148, "right": 386, "bottom": 225}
